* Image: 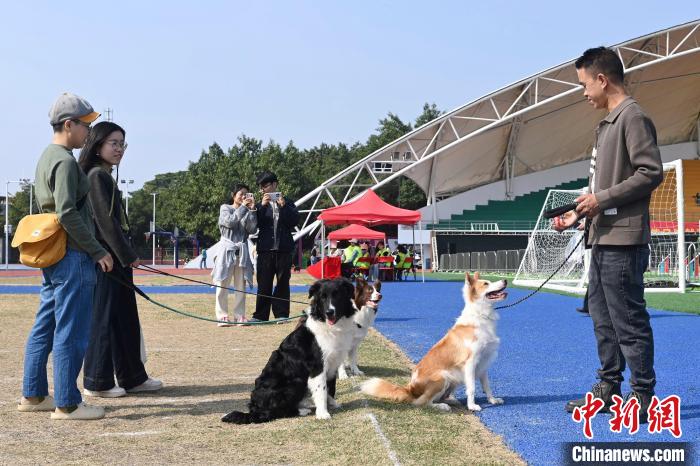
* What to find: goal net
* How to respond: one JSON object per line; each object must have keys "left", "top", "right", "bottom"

{"left": 513, "top": 189, "right": 588, "bottom": 293}
{"left": 514, "top": 159, "right": 687, "bottom": 293}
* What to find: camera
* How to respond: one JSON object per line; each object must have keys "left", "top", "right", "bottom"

{"left": 268, "top": 192, "right": 281, "bottom": 202}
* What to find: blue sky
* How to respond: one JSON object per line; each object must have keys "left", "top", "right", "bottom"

{"left": 0, "top": 1, "right": 696, "bottom": 193}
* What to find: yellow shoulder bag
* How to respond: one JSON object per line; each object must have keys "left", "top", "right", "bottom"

{"left": 11, "top": 213, "right": 67, "bottom": 268}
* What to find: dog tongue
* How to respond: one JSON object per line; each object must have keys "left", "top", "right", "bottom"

{"left": 327, "top": 317, "right": 336, "bottom": 325}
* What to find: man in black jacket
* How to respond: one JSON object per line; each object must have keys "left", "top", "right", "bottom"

{"left": 252, "top": 171, "right": 300, "bottom": 321}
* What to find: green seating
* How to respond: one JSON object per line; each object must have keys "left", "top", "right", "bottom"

{"left": 428, "top": 178, "right": 588, "bottom": 231}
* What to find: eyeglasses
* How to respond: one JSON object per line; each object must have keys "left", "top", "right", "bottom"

{"left": 105, "top": 140, "right": 128, "bottom": 151}
{"left": 71, "top": 120, "right": 92, "bottom": 130}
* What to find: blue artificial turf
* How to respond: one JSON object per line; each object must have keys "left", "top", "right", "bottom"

{"left": 373, "top": 280, "right": 699, "bottom": 466}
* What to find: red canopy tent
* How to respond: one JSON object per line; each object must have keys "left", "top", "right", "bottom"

{"left": 316, "top": 189, "right": 424, "bottom": 281}
{"left": 327, "top": 223, "right": 386, "bottom": 241}
{"left": 318, "top": 189, "right": 421, "bottom": 225}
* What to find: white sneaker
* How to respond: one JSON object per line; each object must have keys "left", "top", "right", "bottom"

{"left": 84, "top": 386, "right": 127, "bottom": 398}
{"left": 127, "top": 378, "right": 163, "bottom": 393}
{"left": 51, "top": 402, "right": 105, "bottom": 420}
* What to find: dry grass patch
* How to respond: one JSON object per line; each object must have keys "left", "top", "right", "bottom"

{"left": 1, "top": 293, "right": 522, "bottom": 465}
{"left": 1, "top": 271, "right": 317, "bottom": 287}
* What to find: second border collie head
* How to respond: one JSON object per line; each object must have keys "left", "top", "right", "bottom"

{"left": 354, "top": 277, "right": 382, "bottom": 309}
{"left": 308, "top": 278, "right": 356, "bottom": 326}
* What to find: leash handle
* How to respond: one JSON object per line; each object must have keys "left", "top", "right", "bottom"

{"left": 543, "top": 202, "right": 578, "bottom": 219}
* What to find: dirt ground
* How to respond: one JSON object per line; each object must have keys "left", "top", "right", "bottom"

{"left": 0, "top": 292, "right": 524, "bottom": 465}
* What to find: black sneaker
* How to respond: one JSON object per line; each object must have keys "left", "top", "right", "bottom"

{"left": 576, "top": 307, "right": 589, "bottom": 314}
{"left": 622, "top": 390, "right": 653, "bottom": 424}
{"left": 566, "top": 380, "right": 621, "bottom": 413}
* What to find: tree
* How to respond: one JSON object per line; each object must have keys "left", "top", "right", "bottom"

{"left": 124, "top": 102, "right": 442, "bottom": 253}
{"left": 7, "top": 183, "right": 34, "bottom": 229}
{"left": 415, "top": 102, "right": 443, "bottom": 128}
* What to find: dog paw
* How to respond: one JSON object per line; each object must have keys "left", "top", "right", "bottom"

{"left": 443, "top": 397, "right": 462, "bottom": 406}
{"left": 298, "top": 408, "right": 312, "bottom": 416}
{"left": 467, "top": 403, "right": 482, "bottom": 412}
{"left": 488, "top": 397, "right": 504, "bottom": 405}
{"left": 350, "top": 368, "right": 364, "bottom": 376}
{"left": 338, "top": 371, "right": 349, "bottom": 380}
{"left": 434, "top": 403, "right": 452, "bottom": 412}
{"left": 299, "top": 397, "right": 314, "bottom": 409}
{"left": 327, "top": 398, "right": 341, "bottom": 409}
{"left": 315, "top": 411, "right": 331, "bottom": 420}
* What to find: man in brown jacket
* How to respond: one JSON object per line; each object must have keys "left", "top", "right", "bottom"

{"left": 555, "top": 47, "right": 663, "bottom": 423}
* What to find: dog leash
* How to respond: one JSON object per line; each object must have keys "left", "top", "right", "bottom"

{"left": 136, "top": 264, "right": 312, "bottom": 306}
{"left": 494, "top": 235, "right": 584, "bottom": 310}
{"left": 105, "top": 268, "right": 306, "bottom": 326}
{"left": 131, "top": 227, "right": 582, "bottom": 316}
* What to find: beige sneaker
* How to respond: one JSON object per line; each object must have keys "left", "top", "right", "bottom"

{"left": 51, "top": 402, "right": 105, "bottom": 420}
{"left": 17, "top": 396, "right": 55, "bottom": 412}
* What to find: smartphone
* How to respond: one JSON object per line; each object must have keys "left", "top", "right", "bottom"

{"left": 245, "top": 193, "right": 254, "bottom": 200}
{"left": 269, "top": 192, "right": 281, "bottom": 202}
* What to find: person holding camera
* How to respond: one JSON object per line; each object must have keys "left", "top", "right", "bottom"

{"left": 251, "top": 172, "right": 299, "bottom": 321}
{"left": 211, "top": 184, "right": 258, "bottom": 326}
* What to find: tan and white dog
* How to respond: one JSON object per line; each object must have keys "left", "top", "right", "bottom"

{"left": 361, "top": 272, "right": 506, "bottom": 412}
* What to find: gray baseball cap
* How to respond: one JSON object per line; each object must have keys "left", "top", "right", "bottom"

{"left": 48, "top": 92, "right": 100, "bottom": 125}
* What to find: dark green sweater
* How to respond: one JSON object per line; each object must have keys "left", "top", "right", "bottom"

{"left": 33, "top": 144, "right": 106, "bottom": 261}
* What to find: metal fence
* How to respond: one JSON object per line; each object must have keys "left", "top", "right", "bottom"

{"left": 438, "top": 249, "right": 527, "bottom": 273}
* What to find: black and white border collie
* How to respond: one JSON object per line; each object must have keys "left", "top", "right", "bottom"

{"left": 222, "top": 278, "right": 357, "bottom": 424}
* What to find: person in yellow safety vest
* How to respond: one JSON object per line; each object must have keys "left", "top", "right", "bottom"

{"left": 393, "top": 244, "right": 408, "bottom": 281}
{"left": 343, "top": 239, "right": 362, "bottom": 264}
{"left": 403, "top": 246, "right": 415, "bottom": 279}
{"left": 355, "top": 242, "right": 371, "bottom": 278}
{"left": 341, "top": 238, "right": 361, "bottom": 278}
{"left": 375, "top": 241, "right": 392, "bottom": 257}
{"left": 369, "top": 240, "right": 389, "bottom": 281}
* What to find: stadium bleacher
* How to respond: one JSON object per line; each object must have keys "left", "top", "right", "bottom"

{"left": 428, "top": 177, "right": 588, "bottom": 232}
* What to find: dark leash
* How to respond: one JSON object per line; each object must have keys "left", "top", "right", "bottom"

{"left": 125, "top": 202, "right": 583, "bottom": 319}
{"left": 495, "top": 235, "right": 584, "bottom": 310}
{"left": 495, "top": 203, "right": 585, "bottom": 310}
{"left": 136, "top": 264, "right": 311, "bottom": 306}
{"left": 104, "top": 266, "right": 306, "bottom": 326}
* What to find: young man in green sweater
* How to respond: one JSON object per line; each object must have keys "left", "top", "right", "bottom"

{"left": 18, "top": 92, "right": 113, "bottom": 420}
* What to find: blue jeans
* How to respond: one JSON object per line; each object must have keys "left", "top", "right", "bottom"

{"left": 22, "top": 249, "right": 97, "bottom": 407}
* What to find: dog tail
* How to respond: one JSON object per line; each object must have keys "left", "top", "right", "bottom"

{"left": 221, "top": 410, "right": 252, "bottom": 424}
{"left": 361, "top": 378, "right": 414, "bottom": 403}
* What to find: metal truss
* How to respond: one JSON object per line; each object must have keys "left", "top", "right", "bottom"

{"left": 293, "top": 20, "right": 700, "bottom": 241}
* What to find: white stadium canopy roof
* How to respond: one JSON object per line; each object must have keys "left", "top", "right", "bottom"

{"left": 294, "top": 20, "right": 700, "bottom": 240}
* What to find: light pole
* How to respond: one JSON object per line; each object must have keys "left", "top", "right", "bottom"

{"left": 3, "top": 182, "right": 8, "bottom": 270}
{"left": 151, "top": 192, "right": 158, "bottom": 266}
{"left": 28, "top": 182, "right": 33, "bottom": 215}
{"left": 4, "top": 179, "right": 30, "bottom": 270}
{"left": 120, "top": 179, "right": 134, "bottom": 216}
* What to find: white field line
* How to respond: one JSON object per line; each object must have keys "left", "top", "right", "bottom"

{"left": 348, "top": 376, "right": 401, "bottom": 466}
{"left": 98, "top": 431, "right": 162, "bottom": 437}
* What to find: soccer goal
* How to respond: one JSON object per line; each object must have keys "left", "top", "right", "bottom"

{"left": 514, "top": 159, "right": 688, "bottom": 293}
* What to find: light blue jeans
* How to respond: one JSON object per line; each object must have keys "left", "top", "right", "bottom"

{"left": 22, "top": 249, "right": 96, "bottom": 408}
